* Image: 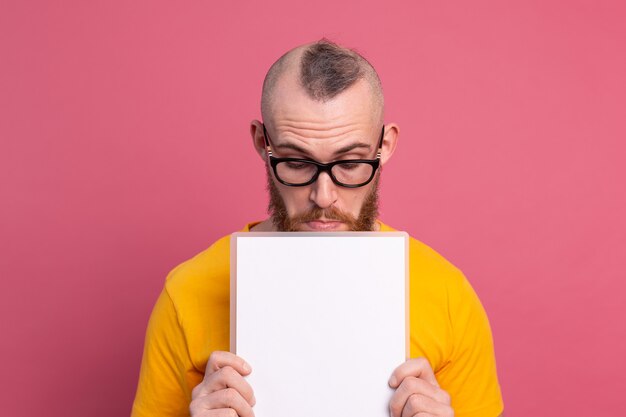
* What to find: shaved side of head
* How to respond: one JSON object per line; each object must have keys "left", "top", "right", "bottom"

{"left": 260, "top": 39, "right": 384, "bottom": 125}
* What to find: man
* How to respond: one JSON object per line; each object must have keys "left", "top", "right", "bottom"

{"left": 132, "top": 40, "right": 504, "bottom": 417}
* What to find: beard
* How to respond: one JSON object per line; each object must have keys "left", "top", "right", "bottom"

{"left": 266, "top": 166, "right": 380, "bottom": 232}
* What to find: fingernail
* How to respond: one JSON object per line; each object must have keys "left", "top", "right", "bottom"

{"left": 389, "top": 376, "right": 397, "bottom": 387}
{"left": 243, "top": 362, "right": 252, "bottom": 372}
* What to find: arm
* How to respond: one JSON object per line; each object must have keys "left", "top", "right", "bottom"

{"left": 131, "top": 289, "right": 199, "bottom": 417}
{"left": 436, "top": 272, "right": 504, "bottom": 416}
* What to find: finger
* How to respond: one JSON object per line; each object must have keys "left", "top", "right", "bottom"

{"left": 195, "top": 365, "right": 256, "bottom": 406}
{"left": 205, "top": 351, "right": 252, "bottom": 377}
{"left": 402, "top": 377, "right": 449, "bottom": 404}
{"left": 389, "top": 377, "right": 450, "bottom": 417}
{"left": 389, "top": 357, "right": 439, "bottom": 388}
{"left": 209, "top": 409, "right": 238, "bottom": 417}
{"left": 401, "top": 393, "right": 451, "bottom": 417}
{"left": 190, "top": 388, "right": 255, "bottom": 417}
{"left": 198, "top": 409, "right": 238, "bottom": 417}
{"left": 190, "top": 403, "right": 239, "bottom": 417}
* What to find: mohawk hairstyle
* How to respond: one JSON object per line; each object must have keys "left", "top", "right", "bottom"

{"left": 299, "top": 39, "right": 364, "bottom": 101}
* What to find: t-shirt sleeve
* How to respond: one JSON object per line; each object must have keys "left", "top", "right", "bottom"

{"left": 436, "top": 272, "right": 504, "bottom": 417}
{"left": 131, "top": 287, "right": 198, "bottom": 417}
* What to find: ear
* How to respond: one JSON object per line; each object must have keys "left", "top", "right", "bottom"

{"left": 250, "top": 119, "right": 268, "bottom": 161}
{"left": 380, "top": 123, "right": 399, "bottom": 166}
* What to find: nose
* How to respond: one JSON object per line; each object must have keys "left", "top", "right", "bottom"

{"left": 309, "top": 171, "right": 338, "bottom": 209}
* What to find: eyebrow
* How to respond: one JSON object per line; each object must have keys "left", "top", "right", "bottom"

{"left": 274, "top": 142, "right": 373, "bottom": 157}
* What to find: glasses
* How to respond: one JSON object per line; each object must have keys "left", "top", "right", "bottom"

{"left": 262, "top": 124, "right": 385, "bottom": 188}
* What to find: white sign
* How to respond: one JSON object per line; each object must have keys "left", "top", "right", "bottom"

{"left": 231, "top": 232, "right": 408, "bottom": 417}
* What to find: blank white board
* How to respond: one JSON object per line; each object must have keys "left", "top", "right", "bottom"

{"left": 231, "top": 232, "right": 408, "bottom": 417}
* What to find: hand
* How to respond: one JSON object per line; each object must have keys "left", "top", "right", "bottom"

{"left": 189, "top": 351, "right": 256, "bottom": 417}
{"left": 388, "top": 357, "right": 453, "bottom": 417}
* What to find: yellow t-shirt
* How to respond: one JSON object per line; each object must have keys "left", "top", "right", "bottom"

{"left": 132, "top": 221, "right": 504, "bottom": 417}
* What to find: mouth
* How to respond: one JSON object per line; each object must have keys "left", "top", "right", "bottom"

{"left": 303, "top": 220, "right": 345, "bottom": 231}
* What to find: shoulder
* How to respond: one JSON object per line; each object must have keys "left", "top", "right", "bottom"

{"left": 161, "top": 231, "right": 236, "bottom": 335}
{"left": 164, "top": 220, "right": 263, "bottom": 290}
{"left": 406, "top": 234, "right": 478, "bottom": 335}
{"left": 163, "top": 220, "right": 262, "bottom": 297}
{"left": 158, "top": 232, "right": 236, "bottom": 361}
{"left": 406, "top": 234, "right": 472, "bottom": 307}
{"left": 408, "top": 236, "right": 463, "bottom": 278}
{"left": 380, "top": 221, "right": 466, "bottom": 289}
{"left": 166, "top": 234, "right": 230, "bottom": 284}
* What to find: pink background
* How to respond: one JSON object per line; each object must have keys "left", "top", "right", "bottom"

{"left": 1, "top": 1, "right": 625, "bottom": 415}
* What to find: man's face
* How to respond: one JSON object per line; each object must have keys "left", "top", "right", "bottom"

{"left": 261, "top": 77, "right": 385, "bottom": 232}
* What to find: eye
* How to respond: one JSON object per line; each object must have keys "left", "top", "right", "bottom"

{"left": 337, "top": 162, "right": 360, "bottom": 170}
{"left": 285, "top": 161, "right": 310, "bottom": 170}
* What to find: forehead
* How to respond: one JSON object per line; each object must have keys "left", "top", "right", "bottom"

{"left": 267, "top": 76, "right": 380, "bottom": 142}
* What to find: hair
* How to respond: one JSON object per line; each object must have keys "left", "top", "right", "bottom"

{"left": 261, "top": 39, "right": 384, "bottom": 123}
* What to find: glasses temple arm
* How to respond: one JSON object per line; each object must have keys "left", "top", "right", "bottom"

{"left": 376, "top": 125, "right": 385, "bottom": 158}
{"left": 262, "top": 123, "right": 273, "bottom": 157}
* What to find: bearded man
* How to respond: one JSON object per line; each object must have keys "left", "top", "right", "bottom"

{"left": 131, "top": 40, "right": 504, "bottom": 417}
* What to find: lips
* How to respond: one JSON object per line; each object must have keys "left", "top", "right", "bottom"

{"left": 304, "top": 220, "right": 344, "bottom": 230}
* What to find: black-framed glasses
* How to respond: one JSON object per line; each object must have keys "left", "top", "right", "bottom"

{"left": 262, "top": 124, "right": 385, "bottom": 188}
